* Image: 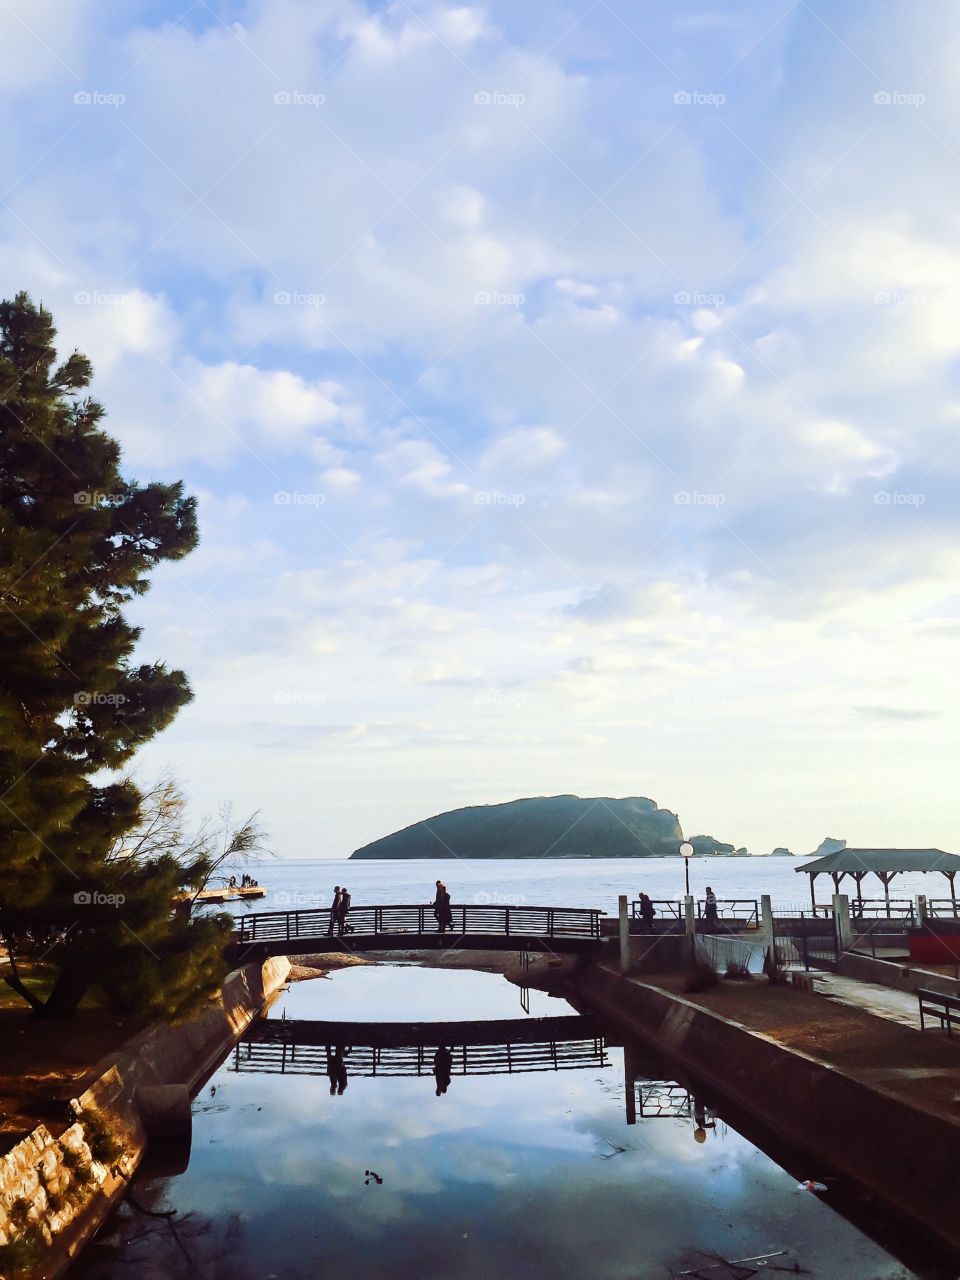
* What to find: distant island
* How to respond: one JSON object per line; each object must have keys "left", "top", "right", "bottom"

{"left": 349, "top": 795, "right": 733, "bottom": 860}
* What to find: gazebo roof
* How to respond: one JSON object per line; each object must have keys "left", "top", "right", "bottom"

{"left": 796, "top": 848, "right": 960, "bottom": 877}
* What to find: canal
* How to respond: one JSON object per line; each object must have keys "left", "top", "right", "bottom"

{"left": 73, "top": 965, "right": 940, "bottom": 1279}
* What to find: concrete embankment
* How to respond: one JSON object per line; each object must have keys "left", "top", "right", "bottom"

{"left": 0, "top": 957, "right": 289, "bottom": 1280}
{"left": 569, "top": 961, "right": 960, "bottom": 1255}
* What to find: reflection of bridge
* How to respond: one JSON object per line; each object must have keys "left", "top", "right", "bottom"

{"left": 227, "top": 903, "right": 603, "bottom": 962}
{"left": 232, "top": 1014, "right": 608, "bottom": 1078}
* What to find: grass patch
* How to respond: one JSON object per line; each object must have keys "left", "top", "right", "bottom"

{"left": 683, "top": 955, "right": 720, "bottom": 993}
{"left": 0, "top": 1232, "right": 43, "bottom": 1276}
{"left": 78, "top": 1109, "right": 123, "bottom": 1164}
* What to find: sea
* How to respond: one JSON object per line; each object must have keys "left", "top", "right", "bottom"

{"left": 220, "top": 855, "right": 942, "bottom": 918}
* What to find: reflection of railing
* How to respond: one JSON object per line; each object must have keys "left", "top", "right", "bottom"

{"left": 231, "top": 1037, "right": 608, "bottom": 1077}
{"left": 637, "top": 1082, "right": 692, "bottom": 1118}
{"left": 235, "top": 902, "right": 602, "bottom": 945}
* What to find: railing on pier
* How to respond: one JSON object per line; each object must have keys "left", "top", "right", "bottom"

{"left": 925, "top": 899, "right": 960, "bottom": 919}
{"left": 233, "top": 902, "right": 602, "bottom": 946}
{"left": 629, "top": 898, "right": 759, "bottom": 930}
{"left": 771, "top": 909, "right": 838, "bottom": 970}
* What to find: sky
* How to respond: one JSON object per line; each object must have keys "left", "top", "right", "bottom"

{"left": 4, "top": 0, "right": 960, "bottom": 858}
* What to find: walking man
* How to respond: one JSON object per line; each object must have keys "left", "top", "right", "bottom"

{"left": 329, "top": 886, "right": 342, "bottom": 935}
{"left": 434, "top": 881, "right": 453, "bottom": 934}
{"left": 338, "top": 885, "right": 352, "bottom": 935}
{"left": 704, "top": 886, "right": 719, "bottom": 931}
{"left": 638, "top": 892, "right": 655, "bottom": 933}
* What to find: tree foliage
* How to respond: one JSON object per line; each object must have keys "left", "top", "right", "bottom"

{"left": 0, "top": 292, "right": 239, "bottom": 1018}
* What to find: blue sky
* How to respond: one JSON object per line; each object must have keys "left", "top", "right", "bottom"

{"left": 5, "top": 0, "right": 960, "bottom": 856}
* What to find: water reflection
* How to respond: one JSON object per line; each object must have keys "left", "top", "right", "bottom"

{"left": 232, "top": 1011, "right": 609, "bottom": 1082}
{"left": 73, "top": 966, "right": 944, "bottom": 1280}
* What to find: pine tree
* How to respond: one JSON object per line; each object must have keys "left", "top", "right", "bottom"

{"left": 0, "top": 292, "right": 230, "bottom": 1017}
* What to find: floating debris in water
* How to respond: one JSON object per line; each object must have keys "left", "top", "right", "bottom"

{"left": 797, "top": 1180, "right": 827, "bottom": 1193}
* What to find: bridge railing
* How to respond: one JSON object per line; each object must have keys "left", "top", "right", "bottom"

{"left": 231, "top": 1038, "right": 608, "bottom": 1077}
{"left": 233, "top": 902, "right": 602, "bottom": 945}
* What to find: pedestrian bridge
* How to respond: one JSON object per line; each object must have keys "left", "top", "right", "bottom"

{"left": 226, "top": 902, "right": 604, "bottom": 962}
{"left": 231, "top": 1013, "right": 608, "bottom": 1079}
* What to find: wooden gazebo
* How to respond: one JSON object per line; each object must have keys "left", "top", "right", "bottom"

{"left": 796, "top": 847, "right": 960, "bottom": 910}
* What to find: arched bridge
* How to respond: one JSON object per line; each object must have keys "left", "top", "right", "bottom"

{"left": 231, "top": 1013, "right": 607, "bottom": 1079}
{"left": 226, "top": 902, "right": 603, "bottom": 962}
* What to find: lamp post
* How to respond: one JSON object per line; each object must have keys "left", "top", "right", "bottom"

{"left": 680, "top": 841, "right": 694, "bottom": 899}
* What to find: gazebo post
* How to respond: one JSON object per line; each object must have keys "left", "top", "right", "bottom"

{"left": 879, "top": 871, "right": 892, "bottom": 915}
{"left": 948, "top": 870, "right": 957, "bottom": 915}
{"left": 809, "top": 871, "right": 818, "bottom": 913}
{"left": 852, "top": 871, "right": 865, "bottom": 915}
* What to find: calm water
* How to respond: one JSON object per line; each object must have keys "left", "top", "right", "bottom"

{"left": 219, "top": 856, "right": 942, "bottom": 918}
{"left": 74, "top": 966, "right": 935, "bottom": 1280}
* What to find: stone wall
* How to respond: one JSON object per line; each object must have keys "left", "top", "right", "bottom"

{"left": 0, "top": 956, "right": 289, "bottom": 1280}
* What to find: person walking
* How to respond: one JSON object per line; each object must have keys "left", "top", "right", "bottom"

{"left": 434, "top": 881, "right": 453, "bottom": 934}
{"left": 329, "top": 886, "right": 342, "bottom": 935}
{"left": 704, "top": 886, "right": 719, "bottom": 931}
{"left": 638, "top": 892, "right": 655, "bottom": 933}
{"left": 338, "top": 886, "right": 352, "bottom": 935}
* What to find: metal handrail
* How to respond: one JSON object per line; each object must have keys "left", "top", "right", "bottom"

{"left": 235, "top": 902, "right": 602, "bottom": 944}
{"left": 696, "top": 898, "right": 759, "bottom": 926}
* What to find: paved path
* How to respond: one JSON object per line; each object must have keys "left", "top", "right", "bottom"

{"left": 807, "top": 971, "right": 926, "bottom": 1031}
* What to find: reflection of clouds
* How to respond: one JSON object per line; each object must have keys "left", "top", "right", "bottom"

{"left": 169, "top": 970, "right": 908, "bottom": 1280}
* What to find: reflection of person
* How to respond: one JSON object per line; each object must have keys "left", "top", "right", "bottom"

{"left": 693, "top": 1096, "right": 716, "bottom": 1143}
{"left": 433, "top": 1045, "right": 453, "bottom": 1096}
{"left": 326, "top": 1046, "right": 349, "bottom": 1095}
{"left": 704, "top": 887, "right": 719, "bottom": 930}
{"left": 433, "top": 882, "right": 453, "bottom": 934}
{"left": 329, "top": 886, "right": 342, "bottom": 935}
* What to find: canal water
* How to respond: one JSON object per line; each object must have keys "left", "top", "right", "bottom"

{"left": 73, "top": 965, "right": 934, "bottom": 1280}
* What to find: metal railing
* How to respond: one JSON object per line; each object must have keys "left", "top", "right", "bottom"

{"left": 771, "top": 909, "right": 839, "bottom": 970}
{"left": 696, "top": 898, "right": 759, "bottom": 928}
{"left": 629, "top": 898, "right": 759, "bottom": 928}
{"left": 231, "top": 1037, "right": 608, "bottom": 1077}
{"left": 926, "top": 899, "right": 960, "bottom": 919}
{"left": 630, "top": 898, "right": 682, "bottom": 921}
{"left": 234, "top": 902, "right": 602, "bottom": 945}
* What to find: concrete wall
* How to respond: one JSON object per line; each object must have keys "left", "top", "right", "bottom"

{"left": 839, "top": 951, "right": 960, "bottom": 998}
{"left": 572, "top": 962, "right": 960, "bottom": 1254}
{"left": 0, "top": 957, "right": 289, "bottom": 1279}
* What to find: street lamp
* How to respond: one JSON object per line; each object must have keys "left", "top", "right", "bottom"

{"left": 680, "top": 841, "right": 694, "bottom": 899}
